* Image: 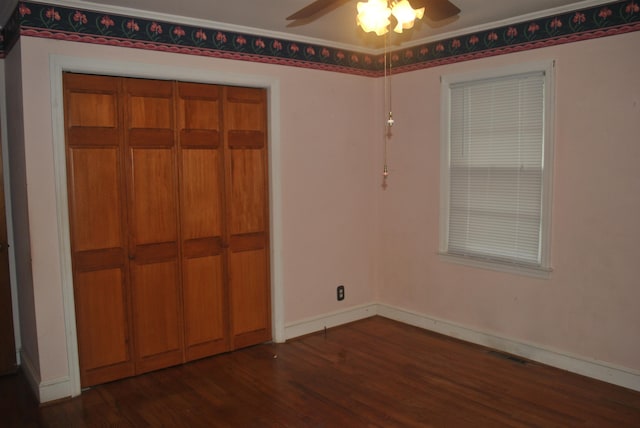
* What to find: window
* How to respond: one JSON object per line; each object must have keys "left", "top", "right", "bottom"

{"left": 440, "top": 62, "right": 554, "bottom": 276}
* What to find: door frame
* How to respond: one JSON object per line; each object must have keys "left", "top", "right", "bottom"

{"left": 49, "top": 54, "right": 284, "bottom": 397}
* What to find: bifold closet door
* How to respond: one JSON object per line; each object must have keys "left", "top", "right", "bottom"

{"left": 123, "top": 78, "right": 184, "bottom": 373}
{"left": 64, "top": 73, "right": 134, "bottom": 387}
{"left": 177, "top": 82, "right": 230, "bottom": 361}
{"left": 223, "top": 87, "right": 272, "bottom": 348}
{"left": 65, "top": 74, "right": 272, "bottom": 387}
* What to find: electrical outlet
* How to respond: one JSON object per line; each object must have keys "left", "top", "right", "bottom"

{"left": 337, "top": 285, "right": 345, "bottom": 301}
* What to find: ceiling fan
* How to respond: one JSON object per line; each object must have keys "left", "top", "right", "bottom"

{"left": 286, "top": 1, "right": 460, "bottom": 180}
{"left": 287, "top": 0, "right": 460, "bottom": 26}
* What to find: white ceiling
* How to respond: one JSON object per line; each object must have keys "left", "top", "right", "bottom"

{"left": 2, "top": 0, "right": 607, "bottom": 50}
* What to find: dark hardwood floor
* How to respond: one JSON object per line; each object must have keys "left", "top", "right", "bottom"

{"left": 2, "top": 316, "right": 639, "bottom": 427}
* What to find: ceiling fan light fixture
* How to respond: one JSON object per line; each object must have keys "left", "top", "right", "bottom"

{"left": 356, "top": 0, "right": 392, "bottom": 35}
{"left": 356, "top": 0, "right": 426, "bottom": 35}
{"left": 391, "top": 0, "right": 425, "bottom": 33}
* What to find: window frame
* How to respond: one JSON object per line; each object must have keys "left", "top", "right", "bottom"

{"left": 439, "top": 60, "right": 555, "bottom": 278}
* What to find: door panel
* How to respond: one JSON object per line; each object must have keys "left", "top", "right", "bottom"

{"left": 229, "top": 246, "right": 270, "bottom": 348}
{"left": 223, "top": 87, "right": 271, "bottom": 348}
{"left": 131, "top": 260, "right": 182, "bottom": 373}
{"left": 64, "top": 73, "right": 134, "bottom": 387}
{"left": 181, "top": 149, "right": 222, "bottom": 240}
{"left": 177, "top": 82, "right": 229, "bottom": 360}
{"left": 124, "top": 78, "right": 184, "bottom": 372}
{"left": 183, "top": 255, "right": 227, "bottom": 360}
{"left": 129, "top": 96, "right": 172, "bottom": 128}
{"left": 74, "top": 268, "right": 132, "bottom": 385}
{"left": 67, "top": 92, "right": 117, "bottom": 128}
{"left": 68, "top": 148, "right": 123, "bottom": 251}
{"left": 130, "top": 148, "right": 178, "bottom": 245}
{"left": 228, "top": 149, "right": 266, "bottom": 235}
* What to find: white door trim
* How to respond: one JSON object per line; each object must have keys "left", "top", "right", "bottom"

{"left": 49, "top": 54, "right": 285, "bottom": 397}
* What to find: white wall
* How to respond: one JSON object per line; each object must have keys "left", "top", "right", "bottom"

{"left": 13, "top": 35, "right": 380, "bottom": 400}
{"left": 378, "top": 32, "right": 640, "bottom": 377}
{"left": 8, "top": 30, "right": 640, "bottom": 402}
{"left": 4, "top": 41, "right": 41, "bottom": 385}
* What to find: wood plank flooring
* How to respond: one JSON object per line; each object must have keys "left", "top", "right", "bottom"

{"left": 2, "top": 316, "right": 639, "bottom": 427}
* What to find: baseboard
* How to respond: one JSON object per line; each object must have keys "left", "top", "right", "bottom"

{"left": 20, "top": 348, "right": 73, "bottom": 403}
{"left": 19, "top": 349, "right": 41, "bottom": 401}
{"left": 24, "top": 301, "right": 639, "bottom": 403}
{"left": 377, "top": 303, "right": 640, "bottom": 392}
{"left": 284, "top": 303, "right": 640, "bottom": 392}
{"left": 283, "top": 303, "right": 378, "bottom": 340}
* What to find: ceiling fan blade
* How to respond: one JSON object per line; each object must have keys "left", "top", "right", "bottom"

{"left": 286, "top": 0, "right": 349, "bottom": 20}
{"left": 411, "top": 0, "right": 460, "bottom": 21}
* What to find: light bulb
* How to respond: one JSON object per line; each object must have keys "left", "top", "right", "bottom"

{"left": 357, "top": 0, "right": 391, "bottom": 35}
{"left": 391, "top": 0, "right": 425, "bottom": 33}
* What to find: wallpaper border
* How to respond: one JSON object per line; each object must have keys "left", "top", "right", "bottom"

{"left": 1, "top": 1, "right": 639, "bottom": 74}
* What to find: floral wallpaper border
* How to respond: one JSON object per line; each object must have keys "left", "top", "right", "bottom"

{"left": 1, "top": 1, "right": 639, "bottom": 75}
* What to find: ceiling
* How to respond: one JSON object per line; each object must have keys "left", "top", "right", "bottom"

{"left": 2, "top": 0, "right": 604, "bottom": 50}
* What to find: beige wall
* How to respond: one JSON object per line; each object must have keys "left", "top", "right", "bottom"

{"left": 378, "top": 31, "right": 640, "bottom": 372}
{"left": 6, "top": 29, "right": 640, "bottom": 400}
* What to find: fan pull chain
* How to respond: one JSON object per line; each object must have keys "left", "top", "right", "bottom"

{"left": 383, "top": 32, "right": 392, "bottom": 179}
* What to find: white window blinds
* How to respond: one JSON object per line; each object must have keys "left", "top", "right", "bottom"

{"left": 447, "top": 71, "right": 545, "bottom": 267}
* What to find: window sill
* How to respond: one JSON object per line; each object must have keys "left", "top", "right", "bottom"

{"left": 438, "top": 252, "right": 552, "bottom": 279}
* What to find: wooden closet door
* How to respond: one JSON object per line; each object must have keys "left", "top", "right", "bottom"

{"left": 223, "top": 87, "right": 271, "bottom": 349}
{"left": 63, "top": 73, "right": 134, "bottom": 387}
{"left": 177, "top": 82, "right": 230, "bottom": 361}
{"left": 123, "top": 78, "right": 184, "bottom": 373}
